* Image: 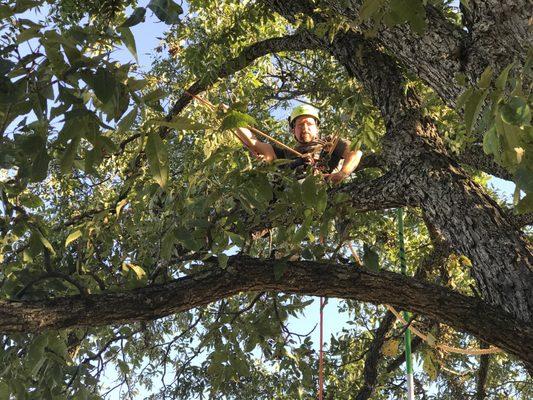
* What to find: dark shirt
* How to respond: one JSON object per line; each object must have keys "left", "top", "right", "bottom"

{"left": 272, "top": 136, "right": 351, "bottom": 174}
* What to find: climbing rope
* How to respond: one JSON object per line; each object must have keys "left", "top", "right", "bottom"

{"left": 184, "top": 91, "right": 305, "bottom": 158}
{"left": 397, "top": 207, "right": 415, "bottom": 400}
{"left": 318, "top": 296, "right": 325, "bottom": 400}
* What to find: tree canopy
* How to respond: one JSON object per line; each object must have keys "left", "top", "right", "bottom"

{"left": 0, "top": 0, "right": 532, "bottom": 398}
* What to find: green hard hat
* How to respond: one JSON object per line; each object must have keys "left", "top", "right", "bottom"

{"left": 288, "top": 104, "right": 320, "bottom": 128}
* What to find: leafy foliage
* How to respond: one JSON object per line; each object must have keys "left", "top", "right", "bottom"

{"left": 0, "top": 1, "right": 530, "bottom": 399}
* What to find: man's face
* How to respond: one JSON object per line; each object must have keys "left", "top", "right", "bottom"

{"left": 292, "top": 115, "right": 319, "bottom": 143}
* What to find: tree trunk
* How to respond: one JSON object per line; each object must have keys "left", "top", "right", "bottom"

{"left": 325, "top": 31, "right": 533, "bottom": 322}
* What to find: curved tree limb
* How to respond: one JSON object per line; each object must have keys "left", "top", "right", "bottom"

{"left": 458, "top": 143, "right": 513, "bottom": 181}
{"left": 169, "top": 32, "right": 320, "bottom": 116}
{"left": 0, "top": 256, "right": 531, "bottom": 370}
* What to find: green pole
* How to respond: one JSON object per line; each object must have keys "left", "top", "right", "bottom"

{"left": 397, "top": 208, "right": 414, "bottom": 400}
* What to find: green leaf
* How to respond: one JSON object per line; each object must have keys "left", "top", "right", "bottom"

{"left": 515, "top": 166, "right": 533, "bottom": 193}
{"left": 423, "top": 349, "right": 439, "bottom": 381}
{"left": 16, "top": 27, "right": 40, "bottom": 44}
{"left": 145, "top": 132, "right": 168, "bottom": 188}
{"left": 478, "top": 66, "right": 493, "bottom": 89}
{"left": 0, "top": 381, "right": 9, "bottom": 400}
{"left": 220, "top": 110, "right": 256, "bottom": 131}
{"left": 495, "top": 62, "right": 514, "bottom": 91}
{"left": 84, "top": 67, "right": 118, "bottom": 106}
{"left": 60, "top": 136, "right": 80, "bottom": 174}
{"left": 150, "top": 116, "right": 210, "bottom": 131}
{"left": 0, "top": 76, "right": 25, "bottom": 104}
{"left": 0, "top": 58, "right": 15, "bottom": 75}
{"left": 363, "top": 243, "right": 379, "bottom": 271}
{"left": 454, "top": 72, "right": 467, "bottom": 87}
{"left": 0, "top": 5, "right": 14, "bottom": 19}
{"left": 117, "top": 27, "right": 138, "bottom": 62}
{"left": 18, "top": 192, "right": 43, "bottom": 208}
{"left": 118, "top": 107, "right": 138, "bottom": 132}
{"left": 47, "top": 334, "right": 68, "bottom": 358}
{"left": 255, "top": 173, "right": 273, "bottom": 203}
{"left": 301, "top": 175, "right": 317, "bottom": 208}
{"left": 500, "top": 97, "right": 531, "bottom": 126}
{"left": 120, "top": 7, "right": 146, "bottom": 28}
{"left": 316, "top": 186, "right": 328, "bottom": 215}
{"left": 406, "top": 2, "right": 426, "bottom": 34}
{"left": 482, "top": 126, "right": 499, "bottom": 155}
{"left": 142, "top": 88, "right": 166, "bottom": 103}
{"left": 294, "top": 215, "right": 312, "bottom": 243}
{"left": 34, "top": 228, "right": 56, "bottom": 256}
{"left": 218, "top": 253, "right": 229, "bottom": 269}
{"left": 65, "top": 229, "right": 82, "bottom": 247}
{"left": 464, "top": 88, "right": 488, "bottom": 133}
{"left": 148, "top": 0, "right": 183, "bottom": 24}
{"left": 30, "top": 147, "right": 50, "bottom": 182}
{"left": 455, "top": 87, "right": 473, "bottom": 110}
{"left": 359, "top": 0, "right": 385, "bottom": 21}
{"left": 27, "top": 334, "right": 48, "bottom": 377}
{"left": 426, "top": 332, "right": 437, "bottom": 347}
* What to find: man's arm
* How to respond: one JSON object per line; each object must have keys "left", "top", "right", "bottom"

{"left": 324, "top": 148, "right": 363, "bottom": 184}
{"left": 219, "top": 104, "right": 278, "bottom": 162}
{"left": 233, "top": 127, "right": 277, "bottom": 162}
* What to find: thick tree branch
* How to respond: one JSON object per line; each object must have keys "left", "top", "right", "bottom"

{"left": 169, "top": 32, "right": 319, "bottom": 116}
{"left": 476, "top": 341, "right": 491, "bottom": 400}
{"left": 0, "top": 256, "right": 531, "bottom": 369}
{"left": 458, "top": 143, "right": 513, "bottom": 181}
{"left": 336, "top": 168, "right": 413, "bottom": 211}
{"left": 354, "top": 311, "right": 396, "bottom": 400}
{"left": 464, "top": 0, "right": 531, "bottom": 78}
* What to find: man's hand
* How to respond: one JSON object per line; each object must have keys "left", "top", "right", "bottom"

{"left": 323, "top": 171, "right": 348, "bottom": 184}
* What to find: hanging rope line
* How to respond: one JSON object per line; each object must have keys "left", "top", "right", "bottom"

{"left": 397, "top": 208, "right": 414, "bottom": 400}
{"left": 318, "top": 297, "right": 325, "bottom": 400}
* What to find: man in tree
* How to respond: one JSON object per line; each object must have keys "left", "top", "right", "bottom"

{"left": 232, "top": 104, "right": 363, "bottom": 183}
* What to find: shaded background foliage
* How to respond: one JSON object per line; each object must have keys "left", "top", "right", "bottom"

{"left": 0, "top": 0, "right": 531, "bottom": 399}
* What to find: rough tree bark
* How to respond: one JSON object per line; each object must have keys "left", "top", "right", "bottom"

{"left": 0, "top": 256, "right": 532, "bottom": 369}
{"left": 263, "top": 0, "right": 533, "bottom": 323}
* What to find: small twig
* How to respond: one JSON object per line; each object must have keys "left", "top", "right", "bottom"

{"left": 16, "top": 271, "right": 88, "bottom": 298}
